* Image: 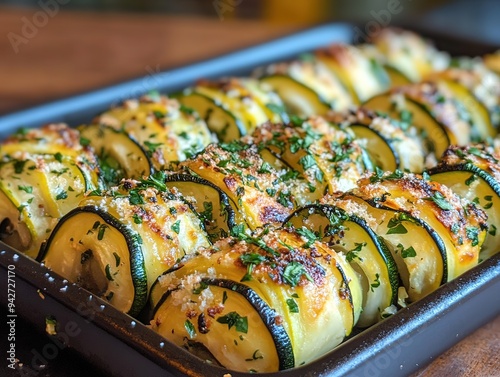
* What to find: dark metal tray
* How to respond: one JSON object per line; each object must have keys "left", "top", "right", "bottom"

{"left": 1, "top": 23, "right": 500, "bottom": 377}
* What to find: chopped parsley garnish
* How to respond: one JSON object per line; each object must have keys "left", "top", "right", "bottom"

{"left": 345, "top": 242, "right": 366, "bottom": 262}
{"left": 216, "top": 312, "right": 248, "bottom": 333}
{"left": 185, "top": 320, "right": 196, "bottom": 338}
{"left": 18, "top": 185, "right": 33, "bottom": 194}
{"left": 55, "top": 190, "right": 68, "bottom": 200}
{"left": 286, "top": 297, "right": 299, "bottom": 313}
{"left": 14, "top": 160, "right": 27, "bottom": 174}
{"left": 465, "top": 226, "right": 480, "bottom": 247}
{"left": 425, "top": 191, "right": 453, "bottom": 210}
{"left": 265, "top": 103, "right": 287, "bottom": 115}
{"left": 80, "top": 137, "right": 91, "bottom": 146}
{"left": 105, "top": 264, "right": 114, "bottom": 281}
{"left": 282, "top": 261, "right": 313, "bottom": 287}
{"left": 295, "top": 227, "right": 318, "bottom": 248}
{"left": 171, "top": 220, "right": 181, "bottom": 234}
{"left": 144, "top": 141, "right": 163, "bottom": 156}
{"left": 397, "top": 243, "right": 417, "bottom": 258}
{"left": 370, "top": 273, "right": 381, "bottom": 292}
{"left": 113, "top": 252, "right": 121, "bottom": 267}
{"left": 180, "top": 104, "right": 196, "bottom": 115}
{"left": 465, "top": 174, "right": 477, "bottom": 186}
{"left": 240, "top": 253, "right": 267, "bottom": 282}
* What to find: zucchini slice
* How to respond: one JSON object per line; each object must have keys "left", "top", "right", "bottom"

{"left": 327, "top": 193, "right": 447, "bottom": 303}
{"left": 177, "top": 78, "right": 286, "bottom": 142}
{"left": 316, "top": 44, "right": 390, "bottom": 103}
{"left": 163, "top": 173, "right": 243, "bottom": 241}
{"left": 95, "top": 94, "right": 213, "bottom": 169}
{"left": 354, "top": 172, "right": 487, "bottom": 282}
{"left": 326, "top": 108, "right": 425, "bottom": 172}
{"left": 0, "top": 157, "right": 59, "bottom": 258}
{"left": 425, "top": 70, "right": 496, "bottom": 141}
{"left": 180, "top": 142, "right": 295, "bottom": 229}
{"left": 363, "top": 83, "right": 471, "bottom": 158}
{"left": 349, "top": 123, "right": 399, "bottom": 171}
{"left": 285, "top": 204, "right": 398, "bottom": 327}
{"left": 150, "top": 227, "right": 361, "bottom": 372}
{"left": 40, "top": 184, "right": 211, "bottom": 315}
{"left": 78, "top": 124, "right": 153, "bottom": 185}
{"left": 258, "top": 60, "right": 353, "bottom": 117}
{"left": 40, "top": 206, "right": 148, "bottom": 316}
{"left": 428, "top": 145, "right": 500, "bottom": 260}
{"left": 0, "top": 123, "right": 94, "bottom": 160}
{"left": 252, "top": 118, "right": 367, "bottom": 197}
{"left": 177, "top": 90, "right": 246, "bottom": 142}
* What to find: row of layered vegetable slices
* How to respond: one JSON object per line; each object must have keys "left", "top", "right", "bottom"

{"left": 1, "top": 27, "right": 500, "bottom": 373}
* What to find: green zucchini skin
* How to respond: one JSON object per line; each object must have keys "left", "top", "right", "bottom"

{"left": 39, "top": 205, "right": 148, "bottom": 317}
{"left": 153, "top": 278, "right": 295, "bottom": 371}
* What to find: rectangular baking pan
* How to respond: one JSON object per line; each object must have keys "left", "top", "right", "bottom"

{"left": 1, "top": 22, "right": 500, "bottom": 377}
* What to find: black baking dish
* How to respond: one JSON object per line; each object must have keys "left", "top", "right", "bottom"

{"left": 1, "top": 22, "right": 500, "bottom": 377}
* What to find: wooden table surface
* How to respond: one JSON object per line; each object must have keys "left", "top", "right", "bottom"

{"left": 1, "top": 6, "right": 499, "bottom": 377}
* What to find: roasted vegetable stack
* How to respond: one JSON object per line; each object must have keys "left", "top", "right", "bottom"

{"left": 2, "top": 28, "right": 500, "bottom": 374}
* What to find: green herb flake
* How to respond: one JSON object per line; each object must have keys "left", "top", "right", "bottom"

{"left": 54, "top": 152, "right": 63, "bottom": 162}
{"left": 295, "top": 227, "right": 318, "bottom": 248}
{"left": 265, "top": 103, "right": 286, "bottom": 115}
{"left": 97, "top": 224, "right": 108, "bottom": 240}
{"left": 282, "top": 261, "right": 313, "bottom": 287}
{"left": 14, "top": 160, "right": 27, "bottom": 174}
{"left": 425, "top": 191, "right": 453, "bottom": 210}
{"left": 180, "top": 104, "right": 195, "bottom": 115}
{"left": 222, "top": 291, "right": 228, "bottom": 304}
{"left": 18, "top": 185, "right": 33, "bottom": 194}
{"left": 489, "top": 224, "right": 497, "bottom": 236}
{"left": 132, "top": 213, "right": 143, "bottom": 224}
{"left": 185, "top": 320, "right": 196, "bottom": 338}
{"left": 80, "top": 137, "right": 91, "bottom": 146}
{"left": 56, "top": 190, "right": 68, "bottom": 200}
{"left": 171, "top": 220, "right": 181, "bottom": 234}
{"left": 466, "top": 226, "right": 480, "bottom": 246}
{"left": 370, "top": 273, "right": 381, "bottom": 292}
{"left": 399, "top": 244, "right": 417, "bottom": 258}
{"left": 216, "top": 312, "right": 248, "bottom": 333}
{"left": 465, "top": 174, "right": 477, "bottom": 186}
{"left": 105, "top": 264, "right": 114, "bottom": 281}
{"left": 113, "top": 252, "right": 121, "bottom": 267}
{"left": 286, "top": 297, "right": 299, "bottom": 313}
{"left": 80, "top": 249, "right": 93, "bottom": 264}
{"left": 345, "top": 242, "right": 366, "bottom": 262}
